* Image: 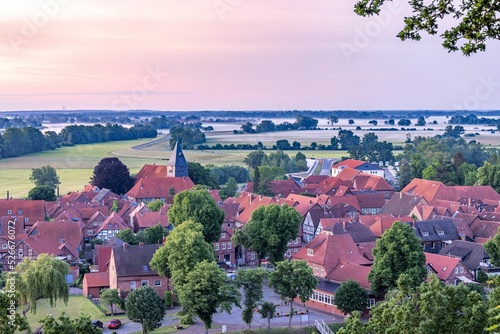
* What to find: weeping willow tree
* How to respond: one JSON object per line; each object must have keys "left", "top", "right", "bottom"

{"left": 15, "top": 254, "right": 70, "bottom": 313}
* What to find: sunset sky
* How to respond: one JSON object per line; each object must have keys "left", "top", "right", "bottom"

{"left": 1, "top": 0, "right": 500, "bottom": 111}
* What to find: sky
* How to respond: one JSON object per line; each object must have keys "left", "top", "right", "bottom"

{"left": 1, "top": 0, "right": 500, "bottom": 111}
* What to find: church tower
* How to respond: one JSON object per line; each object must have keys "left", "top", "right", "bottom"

{"left": 167, "top": 139, "right": 188, "bottom": 177}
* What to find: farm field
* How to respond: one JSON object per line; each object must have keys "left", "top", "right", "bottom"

{"left": 1, "top": 115, "right": 499, "bottom": 199}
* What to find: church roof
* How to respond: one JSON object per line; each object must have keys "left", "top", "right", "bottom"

{"left": 167, "top": 140, "right": 188, "bottom": 168}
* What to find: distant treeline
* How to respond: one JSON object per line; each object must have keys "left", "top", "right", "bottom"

{"left": 237, "top": 115, "right": 319, "bottom": 134}
{"left": 449, "top": 114, "right": 500, "bottom": 127}
{"left": 0, "top": 123, "right": 157, "bottom": 159}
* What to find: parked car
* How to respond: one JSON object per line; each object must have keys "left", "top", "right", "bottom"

{"left": 108, "top": 319, "right": 122, "bottom": 329}
{"left": 91, "top": 320, "right": 103, "bottom": 329}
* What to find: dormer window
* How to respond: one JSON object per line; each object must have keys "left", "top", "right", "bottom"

{"left": 307, "top": 248, "right": 313, "bottom": 256}
{"left": 18, "top": 210, "right": 22, "bottom": 214}
{"left": 437, "top": 231, "right": 444, "bottom": 235}
{"left": 7, "top": 210, "right": 11, "bottom": 215}
{"left": 143, "top": 265, "right": 148, "bottom": 272}
{"left": 422, "top": 232, "right": 429, "bottom": 236}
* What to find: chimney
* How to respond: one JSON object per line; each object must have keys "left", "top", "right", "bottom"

{"left": 123, "top": 243, "right": 128, "bottom": 250}
{"left": 57, "top": 186, "right": 60, "bottom": 197}
{"left": 399, "top": 192, "right": 403, "bottom": 199}
{"left": 139, "top": 242, "right": 144, "bottom": 247}
{"left": 6, "top": 191, "right": 9, "bottom": 199}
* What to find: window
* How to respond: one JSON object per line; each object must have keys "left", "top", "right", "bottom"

{"left": 2, "top": 244, "right": 7, "bottom": 249}
{"left": 67, "top": 255, "right": 72, "bottom": 260}
{"left": 221, "top": 243, "right": 226, "bottom": 250}
{"left": 294, "top": 248, "right": 299, "bottom": 253}
{"left": 143, "top": 265, "right": 148, "bottom": 272}
{"left": 221, "top": 232, "right": 226, "bottom": 239}
{"left": 141, "top": 280, "right": 149, "bottom": 286}
{"left": 460, "top": 267, "right": 464, "bottom": 273}
{"left": 307, "top": 248, "right": 313, "bottom": 256}
{"left": 18, "top": 209, "right": 22, "bottom": 214}
{"left": 286, "top": 249, "right": 291, "bottom": 257}
{"left": 320, "top": 267, "right": 324, "bottom": 276}
{"left": 437, "top": 230, "right": 444, "bottom": 235}
{"left": 422, "top": 232, "right": 429, "bottom": 236}
{"left": 108, "top": 223, "right": 112, "bottom": 228}
{"left": 87, "top": 230, "right": 94, "bottom": 236}
{"left": 93, "top": 222, "right": 98, "bottom": 226}
{"left": 214, "top": 243, "right": 219, "bottom": 251}
{"left": 227, "top": 222, "right": 231, "bottom": 228}
{"left": 315, "top": 266, "right": 319, "bottom": 275}
{"left": 455, "top": 267, "right": 459, "bottom": 274}
{"left": 114, "top": 223, "right": 118, "bottom": 228}
{"left": 130, "top": 281, "right": 136, "bottom": 291}
{"left": 18, "top": 250, "right": 23, "bottom": 256}
{"left": 59, "top": 238, "right": 64, "bottom": 243}
{"left": 25, "top": 218, "right": 29, "bottom": 223}
{"left": 154, "top": 280, "right": 161, "bottom": 286}
{"left": 250, "top": 252, "right": 256, "bottom": 261}
{"left": 294, "top": 238, "right": 299, "bottom": 245}
{"left": 367, "top": 299, "right": 376, "bottom": 309}
{"left": 227, "top": 242, "right": 232, "bottom": 250}
{"left": 310, "top": 291, "right": 334, "bottom": 305}
{"left": 7, "top": 210, "right": 11, "bottom": 214}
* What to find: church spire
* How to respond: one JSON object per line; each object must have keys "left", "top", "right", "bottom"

{"left": 167, "top": 139, "right": 188, "bottom": 177}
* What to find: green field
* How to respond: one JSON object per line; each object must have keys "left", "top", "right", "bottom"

{"left": 21, "top": 295, "right": 127, "bottom": 331}
{"left": 0, "top": 136, "right": 348, "bottom": 199}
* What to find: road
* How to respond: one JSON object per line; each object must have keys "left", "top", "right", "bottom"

{"left": 100, "top": 284, "right": 343, "bottom": 333}
{"left": 319, "top": 158, "right": 337, "bottom": 176}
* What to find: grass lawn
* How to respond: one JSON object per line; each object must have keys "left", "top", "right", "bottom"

{"left": 21, "top": 295, "right": 127, "bottom": 331}
{"left": 131, "top": 325, "right": 192, "bottom": 334}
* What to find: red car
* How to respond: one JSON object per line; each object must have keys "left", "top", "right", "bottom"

{"left": 108, "top": 319, "right": 122, "bottom": 330}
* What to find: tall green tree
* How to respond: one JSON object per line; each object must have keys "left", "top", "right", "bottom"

{"left": 29, "top": 165, "right": 60, "bottom": 188}
{"left": 188, "top": 162, "right": 219, "bottom": 189}
{"left": 258, "top": 301, "right": 276, "bottom": 330}
{"left": 232, "top": 204, "right": 302, "bottom": 266}
{"left": 362, "top": 275, "right": 487, "bottom": 334}
{"left": 90, "top": 157, "right": 134, "bottom": 195}
{"left": 39, "top": 312, "right": 103, "bottom": 334}
{"left": 368, "top": 222, "right": 427, "bottom": 298}
{"left": 177, "top": 260, "right": 241, "bottom": 334}
{"left": 168, "top": 186, "right": 224, "bottom": 244}
{"left": 234, "top": 268, "right": 268, "bottom": 329}
{"left": 116, "top": 228, "right": 139, "bottom": 245}
{"left": 485, "top": 228, "right": 500, "bottom": 267}
{"left": 223, "top": 177, "right": 238, "bottom": 198}
{"left": 16, "top": 254, "right": 69, "bottom": 314}
{"left": 146, "top": 199, "right": 163, "bottom": 212}
{"left": 150, "top": 220, "right": 215, "bottom": 289}
{"left": 477, "top": 161, "right": 500, "bottom": 193}
{"left": 143, "top": 224, "right": 168, "bottom": 245}
{"left": 99, "top": 289, "right": 123, "bottom": 316}
{"left": 125, "top": 285, "right": 166, "bottom": 334}
{"left": 398, "top": 158, "right": 412, "bottom": 189}
{"left": 28, "top": 185, "right": 57, "bottom": 201}
{"left": 0, "top": 292, "right": 29, "bottom": 334}
{"left": 268, "top": 260, "right": 317, "bottom": 328}
{"left": 333, "top": 279, "right": 368, "bottom": 315}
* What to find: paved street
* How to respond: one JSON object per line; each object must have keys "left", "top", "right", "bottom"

{"left": 319, "top": 158, "right": 337, "bottom": 176}
{"left": 100, "top": 284, "right": 343, "bottom": 333}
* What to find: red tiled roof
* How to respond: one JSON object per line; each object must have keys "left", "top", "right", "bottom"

{"left": 83, "top": 272, "right": 110, "bottom": 288}
{"left": 135, "top": 211, "right": 169, "bottom": 230}
{"left": 302, "top": 175, "right": 330, "bottom": 184}
{"left": 329, "top": 196, "right": 361, "bottom": 211}
{"left": 0, "top": 199, "right": 46, "bottom": 226}
{"left": 368, "top": 216, "right": 414, "bottom": 238}
{"left": 331, "top": 159, "right": 366, "bottom": 169}
{"left": 127, "top": 177, "right": 195, "bottom": 200}
{"left": 96, "top": 245, "right": 113, "bottom": 272}
{"left": 134, "top": 164, "right": 168, "bottom": 182}
{"left": 95, "top": 212, "right": 128, "bottom": 235}
{"left": 425, "top": 252, "right": 460, "bottom": 281}
{"left": 356, "top": 193, "right": 386, "bottom": 208}
{"left": 336, "top": 167, "right": 361, "bottom": 181}
{"left": 327, "top": 263, "right": 371, "bottom": 289}
{"left": 293, "top": 233, "right": 371, "bottom": 276}
{"left": 235, "top": 194, "right": 278, "bottom": 224}
{"left": 208, "top": 190, "right": 222, "bottom": 203}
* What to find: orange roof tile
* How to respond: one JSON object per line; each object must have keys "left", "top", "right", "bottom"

{"left": 127, "top": 177, "right": 195, "bottom": 200}
{"left": 425, "top": 252, "right": 460, "bottom": 281}
{"left": 83, "top": 272, "right": 110, "bottom": 288}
